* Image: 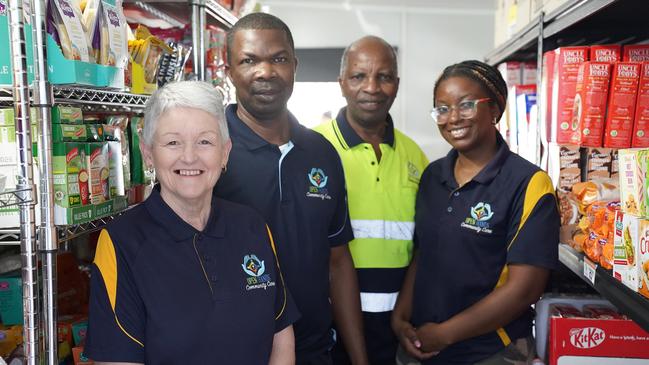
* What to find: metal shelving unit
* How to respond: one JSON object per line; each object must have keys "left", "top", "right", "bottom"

{"left": 486, "top": 0, "right": 649, "bottom": 333}
{"left": 5, "top": 0, "right": 237, "bottom": 362}
{"left": 559, "top": 244, "right": 649, "bottom": 332}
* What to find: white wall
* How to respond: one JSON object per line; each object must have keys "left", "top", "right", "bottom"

{"left": 263, "top": 0, "right": 495, "bottom": 160}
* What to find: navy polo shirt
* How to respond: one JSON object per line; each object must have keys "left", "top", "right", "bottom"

{"left": 214, "top": 104, "right": 354, "bottom": 362}
{"left": 85, "top": 186, "right": 298, "bottom": 364}
{"left": 412, "top": 133, "right": 559, "bottom": 364}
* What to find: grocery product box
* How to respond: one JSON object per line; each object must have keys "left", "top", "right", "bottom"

{"left": 52, "top": 124, "right": 88, "bottom": 143}
{"left": 590, "top": 44, "right": 621, "bottom": 63}
{"left": 53, "top": 143, "right": 89, "bottom": 209}
{"left": 86, "top": 143, "right": 110, "bottom": 205}
{"left": 572, "top": 62, "right": 611, "bottom": 146}
{"left": 618, "top": 149, "right": 649, "bottom": 216}
{"left": 632, "top": 62, "right": 649, "bottom": 148}
{"left": 72, "top": 346, "right": 94, "bottom": 364}
{"left": 613, "top": 211, "right": 640, "bottom": 291}
{"left": 51, "top": 106, "right": 83, "bottom": 124}
{"left": 0, "top": 7, "right": 34, "bottom": 85}
{"left": 623, "top": 44, "right": 649, "bottom": 62}
{"left": 0, "top": 275, "right": 21, "bottom": 325}
{"left": 498, "top": 61, "right": 522, "bottom": 87}
{"left": 549, "top": 306, "right": 649, "bottom": 365}
{"left": 543, "top": 50, "right": 556, "bottom": 143}
{"left": 522, "top": 61, "right": 537, "bottom": 84}
{"left": 637, "top": 219, "right": 649, "bottom": 299}
{"left": 552, "top": 46, "right": 589, "bottom": 144}
{"left": 610, "top": 149, "right": 619, "bottom": 180}
{"left": 604, "top": 62, "right": 642, "bottom": 148}
{"left": 548, "top": 143, "right": 581, "bottom": 192}
{"left": 583, "top": 147, "right": 611, "bottom": 180}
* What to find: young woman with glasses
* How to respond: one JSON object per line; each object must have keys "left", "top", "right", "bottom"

{"left": 391, "top": 60, "right": 559, "bottom": 365}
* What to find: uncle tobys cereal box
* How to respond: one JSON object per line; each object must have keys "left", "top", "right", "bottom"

{"left": 604, "top": 62, "right": 641, "bottom": 148}
{"left": 572, "top": 62, "right": 611, "bottom": 146}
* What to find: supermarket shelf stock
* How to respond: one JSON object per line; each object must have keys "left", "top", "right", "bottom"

{"left": 0, "top": 86, "right": 149, "bottom": 109}
{"left": 558, "top": 243, "right": 649, "bottom": 333}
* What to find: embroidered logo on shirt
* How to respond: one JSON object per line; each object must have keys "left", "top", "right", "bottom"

{"left": 306, "top": 168, "right": 332, "bottom": 200}
{"left": 242, "top": 254, "right": 275, "bottom": 291}
{"left": 407, "top": 161, "right": 421, "bottom": 183}
{"left": 460, "top": 202, "right": 494, "bottom": 234}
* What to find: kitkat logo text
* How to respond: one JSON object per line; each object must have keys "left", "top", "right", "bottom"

{"left": 570, "top": 327, "right": 606, "bottom": 349}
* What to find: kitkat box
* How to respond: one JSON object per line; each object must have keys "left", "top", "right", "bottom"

{"left": 604, "top": 62, "right": 642, "bottom": 148}
{"left": 632, "top": 63, "right": 649, "bottom": 147}
{"left": 552, "top": 46, "right": 589, "bottom": 144}
{"left": 572, "top": 62, "right": 611, "bottom": 146}
{"left": 590, "top": 44, "right": 621, "bottom": 63}
{"left": 624, "top": 44, "right": 649, "bottom": 62}
{"left": 549, "top": 313, "right": 649, "bottom": 364}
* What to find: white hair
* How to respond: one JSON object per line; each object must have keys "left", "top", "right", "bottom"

{"left": 142, "top": 81, "right": 229, "bottom": 146}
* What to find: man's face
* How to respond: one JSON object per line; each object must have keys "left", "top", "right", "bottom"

{"left": 339, "top": 41, "right": 399, "bottom": 128}
{"left": 226, "top": 29, "right": 297, "bottom": 121}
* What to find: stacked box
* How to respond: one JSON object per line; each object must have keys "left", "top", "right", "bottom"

{"left": 498, "top": 61, "right": 522, "bottom": 86}
{"left": 590, "top": 44, "right": 621, "bottom": 63}
{"left": 618, "top": 149, "right": 649, "bottom": 217}
{"left": 604, "top": 62, "right": 642, "bottom": 148}
{"left": 623, "top": 44, "right": 649, "bottom": 62}
{"left": 613, "top": 211, "right": 640, "bottom": 291}
{"left": 53, "top": 143, "right": 89, "bottom": 208}
{"left": 583, "top": 147, "right": 612, "bottom": 180}
{"left": 637, "top": 219, "right": 649, "bottom": 299}
{"left": 522, "top": 61, "right": 537, "bottom": 84}
{"left": 550, "top": 143, "right": 581, "bottom": 193}
{"left": 51, "top": 106, "right": 83, "bottom": 124}
{"left": 86, "top": 143, "right": 110, "bottom": 205}
{"left": 632, "top": 62, "right": 649, "bottom": 148}
{"left": 552, "top": 46, "right": 589, "bottom": 144}
{"left": 572, "top": 62, "right": 611, "bottom": 146}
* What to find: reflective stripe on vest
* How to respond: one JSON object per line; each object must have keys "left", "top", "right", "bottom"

{"left": 351, "top": 219, "right": 415, "bottom": 241}
{"left": 360, "top": 291, "right": 399, "bottom": 313}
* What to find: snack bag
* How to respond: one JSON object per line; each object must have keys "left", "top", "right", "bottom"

{"left": 49, "top": 0, "right": 92, "bottom": 62}
{"left": 99, "top": 0, "right": 127, "bottom": 67}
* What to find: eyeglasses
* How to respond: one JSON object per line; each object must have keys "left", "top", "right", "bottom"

{"left": 430, "top": 98, "right": 491, "bottom": 125}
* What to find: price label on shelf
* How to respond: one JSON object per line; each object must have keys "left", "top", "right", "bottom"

{"left": 583, "top": 257, "right": 597, "bottom": 285}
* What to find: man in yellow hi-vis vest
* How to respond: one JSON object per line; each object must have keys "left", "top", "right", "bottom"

{"left": 314, "top": 36, "right": 429, "bottom": 365}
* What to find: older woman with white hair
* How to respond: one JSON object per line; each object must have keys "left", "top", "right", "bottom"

{"left": 85, "top": 81, "right": 298, "bottom": 365}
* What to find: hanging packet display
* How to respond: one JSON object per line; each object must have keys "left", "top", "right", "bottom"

{"left": 48, "top": 0, "right": 92, "bottom": 62}
{"left": 99, "top": 0, "right": 127, "bottom": 67}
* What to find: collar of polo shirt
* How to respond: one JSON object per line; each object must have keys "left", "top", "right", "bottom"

{"left": 334, "top": 107, "right": 395, "bottom": 149}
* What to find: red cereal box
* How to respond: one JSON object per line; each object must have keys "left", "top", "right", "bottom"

{"left": 498, "top": 61, "right": 522, "bottom": 86}
{"left": 604, "top": 62, "right": 642, "bottom": 148}
{"left": 632, "top": 62, "right": 649, "bottom": 147}
{"left": 572, "top": 62, "right": 611, "bottom": 146}
{"left": 590, "top": 44, "right": 621, "bottom": 63}
{"left": 623, "top": 44, "right": 649, "bottom": 62}
{"left": 522, "top": 61, "right": 537, "bottom": 84}
{"left": 552, "top": 46, "right": 589, "bottom": 144}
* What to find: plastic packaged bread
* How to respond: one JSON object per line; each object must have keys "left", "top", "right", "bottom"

{"left": 49, "top": 0, "right": 92, "bottom": 62}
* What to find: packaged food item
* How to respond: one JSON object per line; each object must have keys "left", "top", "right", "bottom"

{"left": 98, "top": 0, "right": 127, "bottom": 67}
{"left": 590, "top": 44, "right": 621, "bottom": 63}
{"left": 80, "top": 0, "right": 101, "bottom": 62}
{"left": 51, "top": 106, "right": 83, "bottom": 124}
{"left": 571, "top": 179, "right": 618, "bottom": 211}
{"left": 86, "top": 142, "right": 109, "bottom": 204}
{"left": 53, "top": 142, "right": 89, "bottom": 207}
{"left": 582, "top": 305, "right": 626, "bottom": 319}
{"left": 610, "top": 149, "right": 619, "bottom": 180}
{"left": 618, "top": 149, "right": 649, "bottom": 216}
{"left": 104, "top": 116, "right": 130, "bottom": 194}
{"left": 522, "top": 61, "right": 537, "bottom": 85}
{"left": 572, "top": 62, "right": 611, "bottom": 146}
{"left": 632, "top": 62, "right": 649, "bottom": 148}
{"left": 552, "top": 47, "right": 589, "bottom": 144}
{"left": 48, "top": 0, "right": 92, "bottom": 62}
{"left": 52, "top": 124, "right": 88, "bottom": 142}
{"left": 579, "top": 200, "right": 619, "bottom": 267}
{"left": 613, "top": 211, "right": 640, "bottom": 291}
{"left": 550, "top": 304, "right": 583, "bottom": 318}
{"left": 623, "top": 44, "right": 649, "bottom": 62}
{"left": 604, "top": 62, "right": 642, "bottom": 148}
{"left": 558, "top": 191, "right": 580, "bottom": 226}
{"left": 498, "top": 61, "right": 522, "bottom": 86}
{"left": 636, "top": 219, "right": 649, "bottom": 299}
{"left": 583, "top": 147, "right": 612, "bottom": 180}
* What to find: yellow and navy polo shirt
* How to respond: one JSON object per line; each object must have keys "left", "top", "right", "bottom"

{"left": 85, "top": 185, "right": 298, "bottom": 364}
{"left": 214, "top": 104, "right": 354, "bottom": 362}
{"left": 315, "top": 108, "right": 428, "bottom": 313}
{"left": 412, "top": 132, "right": 559, "bottom": 364}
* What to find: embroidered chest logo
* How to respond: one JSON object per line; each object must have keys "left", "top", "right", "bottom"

{"left": 407, "top": 161, "right": 421, "bottom": 183}
{"left": 460, "top": 202, "right": 494, "bottom": 234}
{"left": 306, "top": 168, "right": 332, "bottom": 200}
{"left": 242, "top": 254, "right": 275, "bottom": 291}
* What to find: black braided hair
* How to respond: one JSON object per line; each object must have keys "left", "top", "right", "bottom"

{"left": 226, "top": 12, "right": 295, "bottom": 65}
{"left": 433, "top": 60, "right": 508, "bottom": 119}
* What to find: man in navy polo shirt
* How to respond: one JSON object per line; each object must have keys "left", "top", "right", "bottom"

{"left": 214, "top": 12, "right": 369, "bottom": 365}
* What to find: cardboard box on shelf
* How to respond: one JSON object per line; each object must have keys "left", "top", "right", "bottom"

{"left": 604, "top": 62, "right": 642, "bottom": 148}
{"left": 623, "top": 44, "right": 649, "bottom": 62}
{"left": 552, "top": 47, "right": 589, "bottom": 144}
{"left": 549, "top": 312, "right": 649, "bottom": 364}
{"left": 53, "top": 143, "right": 89, "bottom": 209}
{"left": 51, "top": 106, "right": 83, "bottom": 124}
{"left": 632, "top": 62, "right": 649, "bottom": 148}
{"left": 498, "top": 61, "right": 522, "bottom": 87}
{"left": 572, "top": 62, "right": 611, "bottom": 146}
{"left": 590, "top": 44, "right": 621, "bottom": 63}
{"left": 618, "top": 149, "right": 649, "bottom": 217}
{"left": 522, "top": 61, "right": 537, "bottom": 84}
{"left": 583, "top": 147, "right": 612, "bottom": 180}
{"left": 613, "top": 211, "right": 640, "bottom": 291}
{"left": 548, "top": 143, "right": 581, "bottom": 193}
